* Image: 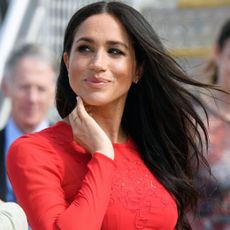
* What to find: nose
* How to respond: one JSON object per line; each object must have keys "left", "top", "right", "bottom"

{"left": 89, "top": 50, "right": 106, "bottom": 72}
{"left": 27, "top": 88, "right": 39, "bottom": 103}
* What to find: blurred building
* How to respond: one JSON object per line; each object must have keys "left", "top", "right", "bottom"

{"left": 0, "top": 0, "right": 230, "bottom": 127}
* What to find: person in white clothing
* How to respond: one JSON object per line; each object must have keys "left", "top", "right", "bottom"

{"left": 0, "top": 200, "right": 28, "bottom": 230}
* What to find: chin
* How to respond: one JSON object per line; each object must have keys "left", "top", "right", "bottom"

{"left": 24, "top": 119, "right": 41, "bottom": 127}
{"left": 83, "top": 98, "right": 108, "bottom": 107}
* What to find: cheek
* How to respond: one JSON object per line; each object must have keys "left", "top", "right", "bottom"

{"left": 68, "top": 61, "right": 84, "bottom": 84}
{"left": 11, "top": 90, "right": 26, "bottom": 100}
{"left": 11, "top": 98, "right": 25, "bottom": 112}
{"left": 68, "top": 53, "right": 87, "bottom": 74}
{"left": 219, "top": 58, "right": 230, "bottom": 74}
{"left": 68, "top": 58, "right": 90, "bottom": 92}
{"left": 113, "top": 61, "right": 135, "bottom": 81}
{"left": 218, "top": 48, "right": 230, "bottom": 70}
{"left": 68, "top": 75, "right": 81, "bottom": 96}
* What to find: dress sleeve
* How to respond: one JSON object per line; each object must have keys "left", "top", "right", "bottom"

{"left": 6, "top": 135, "right": 116, "bottom": 230}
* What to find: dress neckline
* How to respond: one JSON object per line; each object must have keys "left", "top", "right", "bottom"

{"left": 55, "top": 120, "right": 135, "bottom": 149}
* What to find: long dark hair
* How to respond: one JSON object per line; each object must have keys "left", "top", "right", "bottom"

{"left": 56, "top": 1, "right": 214, "bottom": 229}
{"left": 205, "top": 18, "right": 230, "bottom": 84}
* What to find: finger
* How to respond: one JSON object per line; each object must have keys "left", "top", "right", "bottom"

{"left": 76, "top": 96, "right": 94, "bottom": 115}
{"left": 69, "top": 107, "right": 79, "bottom": 123}
{"left": 76, "top": 96, "right": 90, "bottom": 119}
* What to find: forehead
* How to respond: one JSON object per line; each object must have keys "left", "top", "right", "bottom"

{"left": 12, "top": 57, "right": 55, "bottom": 83}
{"left": 15, "top": 57, "right": 54, "bottom": 74}
{"left": 73, "top": 13, "right": 131, "bottom": 44}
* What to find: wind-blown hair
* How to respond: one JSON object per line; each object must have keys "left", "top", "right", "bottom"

{"left": 56, "top": 1, "right": 213, "bottom": 229}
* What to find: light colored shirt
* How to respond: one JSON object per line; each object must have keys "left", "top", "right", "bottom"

{"left": 0, "top": 202, "right": 28, "bottom": 230}
{"left": 4, "top": 117, "right": 49, "bottom": 201}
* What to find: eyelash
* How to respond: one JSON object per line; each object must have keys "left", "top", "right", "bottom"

{"left": 108, "top": 48, "right": 125, "bottom": 56}
{"left": 77, "top": 45, "right": 125, "bottom": 56}
{"left": 77, "top": 45, "right": 91, "bottom": 53}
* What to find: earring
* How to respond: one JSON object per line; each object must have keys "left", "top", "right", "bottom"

{"left": 133, "top": 76, "right": 139, "bottom": 84}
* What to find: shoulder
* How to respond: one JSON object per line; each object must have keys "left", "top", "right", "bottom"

{"left": 11, "top": 121, "right": 70, "bottom": 149}
{"left": 0, "top": 202, "right": 27, "bottom": 217}
{"left": 0, "top": 128, "right": 5, "bottom": 140}
{"left": 0, "top": 128, "right": 6, "bottom": 152}
{"left": 9, "top": 127, "right": 55, "bottom": 154}
{"left": 0, "top": 128, "right": 5, "bottom": 134}
{"left": 7, "top": 121, "right": 71, "bottom": 167}
{"left": 6, "top": 133, "right": 53, "bottom": 170}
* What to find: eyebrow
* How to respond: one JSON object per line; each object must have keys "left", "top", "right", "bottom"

{"left": 75, "top": 37, "right": 129, "bottom": 49}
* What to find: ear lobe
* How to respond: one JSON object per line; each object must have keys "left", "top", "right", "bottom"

{"left": 63, "top": 52, "right": 69, "bottom": 71}
{"left": 1, "top": 78, "right": 10, "bottom": 97}
{"left": 135, "top": 63, "right": 144, "bottom": 82}
{"left": 133, "top": 77, "right": 139, "bottom": 84}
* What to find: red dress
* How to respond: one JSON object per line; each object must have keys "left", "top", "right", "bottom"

{"left": 7, "top": 121, "right": 177, "bottom": 230}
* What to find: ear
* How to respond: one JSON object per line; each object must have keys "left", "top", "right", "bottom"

{"left": 63, "top": 52, "right": 69, "bottom": 72}
{"left": 133, "top": 63, "right": 144, "bottom": 83}
{"left": 1, "top": 77, "right": 10, "bottom": 97}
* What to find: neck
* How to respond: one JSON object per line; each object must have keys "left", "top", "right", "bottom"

{"left": 15, "top": 123, "right": 36, "bottom": 134}
{"left": 11, "top": 117, "right": 38, "bottom": 134}
{"left": 86, "top": 99, "right": 129, "bottom": 143}
{"left": 91, "top": 109, "right": 127, "bottom": 143}
{"left": 66, "top": 100, "right": 128, "bottom": 144}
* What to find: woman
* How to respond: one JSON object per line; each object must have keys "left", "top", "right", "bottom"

{"left": 191, "top": 19, "right": 230, "bottom": 229}
{"left": 7, "top": 1, "right": 215, "bottom": 229}
{"left": 0, "top": 200, "right": 28, "bottom": 230}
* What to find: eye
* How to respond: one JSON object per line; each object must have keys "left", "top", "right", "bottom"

{"left": 77, "top": 45, "right": 92, "bottom": 53}
{"left": 18, "top": 84, "right": 30, "bottom": 91}
{"left": 38, "top": 86, "right": 46, "bottom": 93}
{"left": 108, "top": 48, "right": 125, "bottom": 56}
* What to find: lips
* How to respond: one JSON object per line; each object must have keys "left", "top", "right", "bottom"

{"left": 85, "top": 77, "right": 111, "bottom": 83}
{"left": 84, "top": 77, "right": 111, "bottom": 88}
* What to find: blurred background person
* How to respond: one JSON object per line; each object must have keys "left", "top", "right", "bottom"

{"left": 0, "top": 200, "right": 28, "bottom": 230}
{"left": 0, "top": 43, "right": 57, "bottom": 202}
{"left": 191, "top": 18, "right": 230, "bottom": 229}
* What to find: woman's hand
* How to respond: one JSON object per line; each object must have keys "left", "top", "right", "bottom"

{"left": 69, "top": 97, "right": 114, "bottom": 160}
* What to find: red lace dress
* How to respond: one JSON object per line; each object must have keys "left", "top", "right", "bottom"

{"left": 7, "top": 121, "right": 178, "bottom": 230}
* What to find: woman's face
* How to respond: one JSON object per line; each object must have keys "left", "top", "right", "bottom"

{"left": 216, "top": 38, "right": 230, "bottom": 83}
{"left": 64, "top": 13, "right": 138, "bottom": 107}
